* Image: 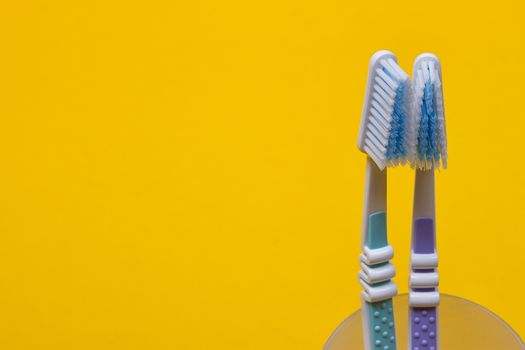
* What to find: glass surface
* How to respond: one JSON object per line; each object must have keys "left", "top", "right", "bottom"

{"left": 324, "top": 294, "right": 524, "bottom": 350}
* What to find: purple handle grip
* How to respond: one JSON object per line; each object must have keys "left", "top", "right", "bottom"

{"left": 411, "top": 218, "right": 438, "bottom": 350}
{"left": 413, "top": 218, "right": 435, "bottom": 254}
{"left": 411, "top": 308, "right": 437, "bottom": 350}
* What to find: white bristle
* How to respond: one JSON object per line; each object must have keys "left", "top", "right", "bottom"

{"left": 373, "top": 85, "right": 394, "bottom": 107}
{"left": 433, "top": 71, "right": 447, "bottom": 168}
{"left": 371, "top": 100, "right": 392, "bottom": 123}
{"left": 376, "top": 68, "right": 399, "bottom": 91}
{"left": 369, "top": 117, "right": 388, "bottom": 138}
{"left": 372, "top": 91, "right": 394, "bottom": 112}
{"left": 375, "top": 76, "right": 396, "bottom": 98}
{"left": 363, "top": 145, "right": 385, "bottom": 169}
{"left": 365, "top": 137, "right": 385, "bottom": 157}
{"left": 370, "top": 108, "right": 389, "bottom": 131}
{"left": 358, "top": 51, "right": 410, "bottom": 170}
{"left": 389, "top": 58, "right": 409, "bottom": 81}
{"left": 409, "top": 71, "right": 425, "bottom": 158}
{"left": 367, "top": 130, "right": 387, "bottom": 151}
{"left": 428, "top": 61, "right": 435, "bottom": 82}
{"left": 384, "top": 59, "right": 400, "bottom": 78}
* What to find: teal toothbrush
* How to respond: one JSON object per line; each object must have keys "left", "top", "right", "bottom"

{"left": 357, "top": 50, "right": 411, "bottom": 350}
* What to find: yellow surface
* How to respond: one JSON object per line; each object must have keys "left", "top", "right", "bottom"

{"left": 0, "top": 1, "right": 523, "bottom": 349}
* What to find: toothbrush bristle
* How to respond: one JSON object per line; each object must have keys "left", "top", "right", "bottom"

{"left": 412, "top": 60, "right": 447, "bottom": 170}
{"left": 362, "top": 56, "right": 411, "bottom": 170}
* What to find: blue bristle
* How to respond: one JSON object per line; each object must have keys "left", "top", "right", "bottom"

{"left": 417, "top": 76, "right": 441, "bottom": 167}
{"left": 383, "top": 69, "right": 408, "bottom": 163}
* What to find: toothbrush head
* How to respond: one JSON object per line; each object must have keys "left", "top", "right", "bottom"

{"left": 411, "top": 53, "right": 447, "bottom": 170}
{"left": 357, "top": 50, "right": 411, "bottom": 170}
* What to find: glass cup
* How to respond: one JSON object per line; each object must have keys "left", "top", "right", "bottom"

{"left": 324, "top": 294, "right": 524, "bottom": 350}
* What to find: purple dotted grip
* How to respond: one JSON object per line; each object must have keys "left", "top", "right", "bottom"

{"left": 411, "top": 218, "right": 437, "bottom": 350}
{"left": 411, "top": 308, "right": 437, "bottom": 350}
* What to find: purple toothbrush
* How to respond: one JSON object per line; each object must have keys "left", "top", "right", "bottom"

{"left": 409, "top": 54, "right": 447, "bottom": 350}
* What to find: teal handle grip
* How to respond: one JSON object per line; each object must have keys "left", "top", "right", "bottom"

{"left": 367, "top": 211, "right": 388, "bottom": 249}
{"left": 367, "top": 299, "right": 396, "bottom": 350}
{"left": 360, "top": 211, "right": 397, "bottom": 350}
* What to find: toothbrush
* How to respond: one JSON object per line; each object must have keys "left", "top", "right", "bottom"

{"left": 357, "top": 50, "right": 410, "bottom": 350}
{"left": 408, "top": 54, "right": 447, "bottom": 350}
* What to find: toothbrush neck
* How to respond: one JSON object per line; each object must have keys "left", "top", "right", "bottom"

{"left": 412, "top": 169, "right": 435, "bottom": 220}
{"left": 362, "top": 157, "right": 387, "bottom": 247}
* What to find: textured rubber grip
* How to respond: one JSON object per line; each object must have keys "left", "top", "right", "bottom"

{"left": 368, "top": 299, "right": 396, "bottom": 350}
{"left": 411, "top": 307, "right": 437, "bottom": 350}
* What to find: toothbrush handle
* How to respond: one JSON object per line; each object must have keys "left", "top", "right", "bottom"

{"left": 361, "top": 158, "right": 386, "bottom": 248}
{"left": 409, "top": 171, "right": 439, "bottom": 350}
{"left": 359, "top": 157, "right": 397, "bottom": 350}
{"left": 410, "top": 307, "right": 437, "bottom": 350}
{"left": 409, "top": 217, "right": 439, "bottom": 350}
{"left": 363, "top": 297, "right": 397, "bottom": 350}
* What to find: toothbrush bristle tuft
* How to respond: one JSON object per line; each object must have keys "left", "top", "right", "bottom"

{"left": 360, "top": 54, "right": 411, "bottom": 170}
{"left": 412, "top": 59, "right": 447, "bottom": 170}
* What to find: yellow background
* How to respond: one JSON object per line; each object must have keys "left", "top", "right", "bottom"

{"left": 0, "top": 0, "right": 524, "bottom": 349}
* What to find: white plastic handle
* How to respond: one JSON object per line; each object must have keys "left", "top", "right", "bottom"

{"left": 410, "top": 271, "right": 439, "bottom": 288}
{"left": 409, "top": 290, "right": 440, "bottom": 307}
{"left": 359, "top": 279, "right": 398, "bottom": 303}
{"left": 361, "top": 245, "right": 394, "bottom": 265}
{"left": 359, "top": 261, "right": 396, "bottom": 284}
{"left": 411, "top": 252, "right": 438, "bottom": 268}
